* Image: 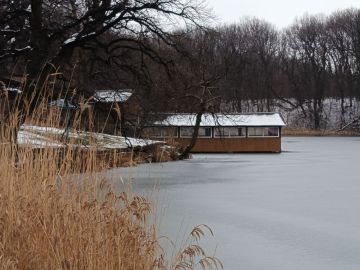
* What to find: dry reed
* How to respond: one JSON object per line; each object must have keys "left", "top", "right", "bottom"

{"left": 282, "top": 127, "right": 360, "bottom": 136}
{"left": 0, "top": 83, "right": 221, "bottom": 270}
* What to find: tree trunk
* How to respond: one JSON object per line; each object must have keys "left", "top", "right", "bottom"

{"left": 178, "top": 110, "right": 205, "bottom": 160}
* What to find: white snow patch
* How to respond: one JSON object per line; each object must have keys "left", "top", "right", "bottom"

{"left": 49, "top": 99, "right": 77, "bottom": 108}
{"left": 5, "top": 87, "right": 22, "bottom": 93}
{"left": 22, "top": 125, "right": 71, "bottom": 136}
{"left": 63, "top": 32, "right": 80, "bottom": 45}
{"left": 63, "top": 32, "right": 95, "bottom": 45}
{"left": 14, "top": 46, "right": 31, "bottom": 52}
{"left": 19, "top": 125, "right": 162, "bottom": 149}
{"left": 225, "top": 98, "right": 360, "bottom": 129}
{"left": 94, "top": 90, "right": 133, "bottom": 103}
{"left": 17, "top": 130, "right": 64, "bottom": 148}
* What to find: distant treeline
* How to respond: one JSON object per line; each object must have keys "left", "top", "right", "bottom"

{"left": 141, "top": 9, "right": 360, "bottom": 129}
{"left": 1, "top": 3, "right": 360, "bottom": 129}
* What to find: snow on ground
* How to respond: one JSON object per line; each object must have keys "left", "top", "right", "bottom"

{"left": 224, "top": 98, "right": 360, "bottom": 129}
{"left": 94, "top": 90, "right": 132, "bottom": 103}
{"left": 17, "top": 130, "right": 64, "bottom": 148}
{"left": 18, "top": 125, "right": 162, "bottom": 149}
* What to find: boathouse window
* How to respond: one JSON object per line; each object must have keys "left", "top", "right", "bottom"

{"left": 214, "top": 127, "right": 245, "bottom": 138}
{"left": 180, "top": 127, "right": 212, "bottom": 138}
{"left": 248, "top": 127, "right": 263, "bottom": 136}
{"left": 162, "top": 127, "right": 178, "bottom": 137}
{"left": 248, "top": 127, "right": 279, "bottom": 137}
{"left": 266, "top": 127, "right": 279, "bottom": 136}
{"left": 143, "top": 127, "right": 177, "bottom": 138}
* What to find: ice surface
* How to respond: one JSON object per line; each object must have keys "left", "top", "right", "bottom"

{"left": 110, "top": 137, "right": 360, "bottom": 270}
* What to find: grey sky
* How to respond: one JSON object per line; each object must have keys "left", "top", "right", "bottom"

{"left": 206, "top": 0, "right": 360, "bottom": 29}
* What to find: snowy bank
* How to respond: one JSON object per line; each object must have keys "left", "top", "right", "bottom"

{"left": 18, "top": 125, "right": 164, "bottom": 150}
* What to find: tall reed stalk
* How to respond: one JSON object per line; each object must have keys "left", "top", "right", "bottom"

{"left": 0, "top": 82, "right": 221, "bottom": 270}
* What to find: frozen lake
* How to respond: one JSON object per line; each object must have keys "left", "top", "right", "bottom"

{"left": 109, "top": 137, "right": 360, "bottom": 270}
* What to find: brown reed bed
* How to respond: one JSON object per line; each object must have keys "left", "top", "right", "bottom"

{"left": 0, "top": 87, "right": 221, "bottom": 269}
{"left": 282, "top": 127, "right": 360, "bottom": 136}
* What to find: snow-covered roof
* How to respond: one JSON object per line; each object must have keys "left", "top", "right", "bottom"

{"left": 94, "top": 90, "right": 132, "bottom": 103}
{"left": 49, "top": 99, "right": 77, "bottom": 109}
{"left": 153, "top": 113, "right": 286, "bottom": 127}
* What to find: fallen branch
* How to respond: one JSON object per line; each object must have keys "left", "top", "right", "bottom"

{"left": 337, "top": 115, "right": 360, "bottom": 132}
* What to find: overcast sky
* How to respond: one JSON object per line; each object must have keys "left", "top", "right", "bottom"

{"left": 206, "top": 0, "right": 360, "bottom": 29}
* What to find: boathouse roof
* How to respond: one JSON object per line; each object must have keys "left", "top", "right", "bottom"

{"left": 153, "top": 113, "right": 286, "bottom": 127}
{"left": 94, "top": 90, "right": 133, "bottom": 103}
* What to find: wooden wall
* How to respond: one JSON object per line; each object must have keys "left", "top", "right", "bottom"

{"left": 172, "top": 137, "right": 282, "bottom": 153}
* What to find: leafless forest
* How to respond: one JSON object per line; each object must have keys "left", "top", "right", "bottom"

{"left": 2, "top": 1, "right": 360, "bottom": 130}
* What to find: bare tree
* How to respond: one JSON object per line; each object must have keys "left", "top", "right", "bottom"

{"left": 284, "top": 15, "right": 331, "bottom": 129}
{"left": 178, "top": 79, "right": 221, "bottom": 159}
{"left": 327, "top": 10, "right": 355, "bottom": 124}
{"left": 0, "top": 0, "right": 210, "bottom": 106}
{"left": 0, "top": 0, "right": 211, "bottom": 146}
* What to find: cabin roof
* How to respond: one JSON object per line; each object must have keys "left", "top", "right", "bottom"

{"left": 94, "top": 90, "right": 132, "bottom": 103}
{"left": 48, "top": 99, "right": 77, "bottom": 109}
{"left": 153, "top": 113, "right": 286, "bottom": 127}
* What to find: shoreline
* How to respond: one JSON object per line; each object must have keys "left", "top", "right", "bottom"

{"left": 282, "top": 128, "right": 360, "bottom": 137}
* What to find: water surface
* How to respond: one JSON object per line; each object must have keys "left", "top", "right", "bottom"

{"left": 109, "top": 137, "right": 360, "bottom": 270}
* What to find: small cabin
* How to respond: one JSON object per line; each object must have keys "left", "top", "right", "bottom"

{"left": 143, "top": 113, "right": 286, "bottom": 153}
{"left": 91, "top": 90, "right": 140, "bottom": 134}
{"left": 48, "top": 90, "right": 139, "bottom": 134}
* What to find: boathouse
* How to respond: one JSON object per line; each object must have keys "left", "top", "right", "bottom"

{"left": 143, "top": 113, "right": 286, "bottom": 153}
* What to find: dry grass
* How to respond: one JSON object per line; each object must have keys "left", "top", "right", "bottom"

{"left": 0, "top": 94, "right": 161, "bottom": 269}
{"left": 0, "top": 88, "right": 221, "bottom": 269}
{"left": 282, "top": 127, "right": 360, "bottom": 136}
